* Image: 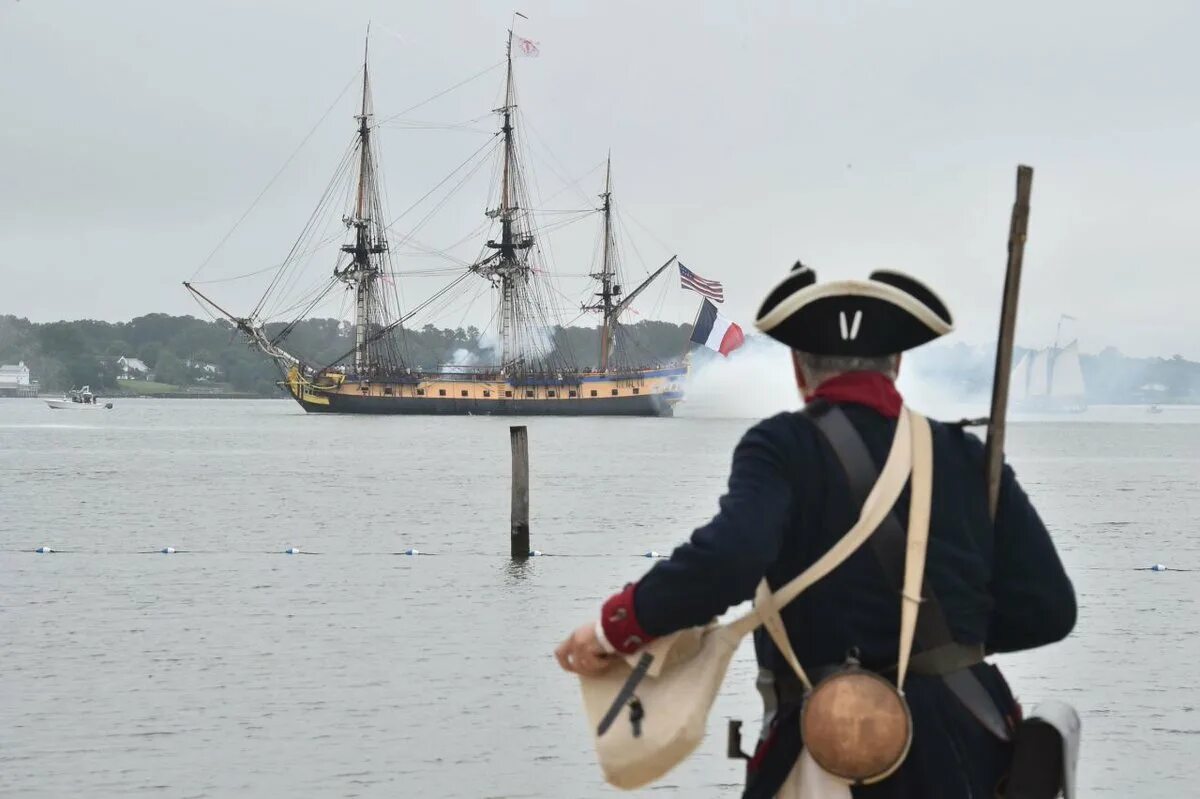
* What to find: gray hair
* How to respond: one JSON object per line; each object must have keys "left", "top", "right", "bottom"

{"left": 795, "top": 352, "right": 899, "bottom": 386}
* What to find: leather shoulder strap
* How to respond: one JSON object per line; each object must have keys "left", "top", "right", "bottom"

{"left": 728, "top": 408, "right": 915, "bottom": 689}
{"left": 807, "top": 404, "right": 955, "bottom": 651}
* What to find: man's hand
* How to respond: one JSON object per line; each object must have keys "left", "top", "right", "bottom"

{"left": 555, "top": 622, "right": 614, "bottom": 676}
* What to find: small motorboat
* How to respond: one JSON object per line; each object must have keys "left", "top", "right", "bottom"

{"left": 1148, "top": 404, "right": 1163, "bottom": 415}
{"left": 45, "top": 386, "right": 113, "bottom": 410}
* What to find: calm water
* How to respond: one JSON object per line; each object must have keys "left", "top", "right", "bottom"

{"left": 2, "top": 398, "right": 1198, "bottom": 798}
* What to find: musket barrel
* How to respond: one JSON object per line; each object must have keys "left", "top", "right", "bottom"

{"left": 984, "top": 165, "right": 1034, "bottom": 520}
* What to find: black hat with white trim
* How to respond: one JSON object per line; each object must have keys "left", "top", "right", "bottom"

{"left": 754, "top": 263, "right": 953, "bottom": 355}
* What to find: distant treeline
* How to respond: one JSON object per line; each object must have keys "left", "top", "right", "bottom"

{"left": 0, "top": 314, "right": 692, "bottom": 395}
{"left": 2, "top": 312, "right": 1196, "bottom": 401}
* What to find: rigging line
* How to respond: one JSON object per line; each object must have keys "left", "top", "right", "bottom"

{"left": 421, "top": 218, "right": 490, "bottom": 260}
{"left": 263, "top": 271, "right": 341, "bottom": 322}
{"left": 393, "top": 230, "right": 475, "bottom": 265}
{"left": 529, "top": 208, "right": 598, "bottom": 214}
{"left": 382, "top": 111, "right": 495, "bottom": 128}
{"left": 320, "top": 270, "right": 474, "bottom": 370}
{"left": 526, "top": 211, "right": 595, "bottom": 238}
{"left": 392, "top": 142, "right": 498, "bottom": 253}
{"left": 384, "top": 267, "right": 466, "bottom": 276}
{"left": 383, "top": 124, "right": 494, "bottom": 135}
{"left": 509, "top": 108, "right": 571, "bottom": 336}
{"left": 520, "top": 111, "right": 594, "bottom": 208}
{"left": 541, "top": 158, "right": 607, "bottom": 206}
{"left": 261, "top": 141, "right": 360, "bottom": 319}
{"left": 381, "top": 135, "right": 500, "bottom": 234}
{"left": 446, "top": 282, "right": 488, "bottom": 334}
{"left": 190, "top": 261, "right": 288, "bottom": 285}
{"left": 615, "top": 209, "right": 651, "bottom": 279}
{"left": 621, "top": 205, "right": 676, "bottom": 262}
{"left": 190, "top": 67, "right": 361, "bottom": 282}
{"left": 254, "top": 141, "right": 358, "bottom": 319}
{"left": 265, "top": 279, "right": 340, "bottom": 328}
{"left": 376, "top": 60, "right": 506, "bottom": 124}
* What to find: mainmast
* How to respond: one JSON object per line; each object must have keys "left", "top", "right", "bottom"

{"left": 472, "top": 30, "right": 535, "bottom": 373}
{"left": 336, "top": 32, "right": 388, "bottom": 375}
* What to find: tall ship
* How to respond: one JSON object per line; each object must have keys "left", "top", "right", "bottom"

{"left": 1010, "top": 316, "right": 1088, "bottom": 413}
{"left": 187, "top": 30, "right": 689, "bottom": 416}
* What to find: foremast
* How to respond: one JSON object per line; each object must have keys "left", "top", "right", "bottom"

{"left": 335, "top": 35, "right": 389, "bottom": 376}
{"left": 472, "top": 30, "right": 535, "bottom": 374}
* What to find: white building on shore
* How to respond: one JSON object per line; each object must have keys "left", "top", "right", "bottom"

{"left": 116, "top": 356, "right": 150, "bottom": 380}
{"left": 0, "top": 361, "right": 37, "bottom": 396}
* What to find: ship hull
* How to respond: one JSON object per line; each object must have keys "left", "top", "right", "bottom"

{"left": 293, "top": 391, "right": 677, "bottom": 416}
{"left": 282, "top": 366, "right": 687, "bottom": 417}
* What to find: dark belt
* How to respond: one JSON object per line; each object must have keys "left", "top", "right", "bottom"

{"left": 775, "top": 642, "right": 984, "bottom": 701}
{"left": 772, "top": 642, "right": 1009, "bottom": 741}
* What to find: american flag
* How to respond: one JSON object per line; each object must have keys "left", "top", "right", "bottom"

{"left": 679, "top": 263, "right": 724, "bottom": 303}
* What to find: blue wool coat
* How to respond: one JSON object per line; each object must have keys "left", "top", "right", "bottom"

{"left": 629, "top": 402, "right": 1076, "bottom": 798}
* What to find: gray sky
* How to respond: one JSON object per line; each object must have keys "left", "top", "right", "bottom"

{"left": 2, "top": 0, "right": 1197, "bottom": 359}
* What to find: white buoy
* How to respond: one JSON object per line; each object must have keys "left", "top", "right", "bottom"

{"left": 403, "top": 548, "right": 420, "bottom": 556}
{"left": 161, "top": 547, "right": 176, "bottom": 554}
{"left": 35, "top": 546, "right": 53, "bottom": 554}
{"left": 285, "top": 547, "right": 301, "bottom": 555}
{"left": 1151, "top": 563, "right": 1167, "bottom": 572}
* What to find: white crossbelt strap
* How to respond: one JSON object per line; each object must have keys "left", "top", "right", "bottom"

{"left": 896, "top": 411, "right": 932, "bottom": 691}
{"left": 738, "top": 408, "right": 934, "bottom": 695}
{"left": 726, "top": 409, "right": 916, "bottom": 681}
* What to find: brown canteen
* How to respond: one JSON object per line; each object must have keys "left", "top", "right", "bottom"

{"left": 800, "top": 665, "right": 914, "bottom": 785}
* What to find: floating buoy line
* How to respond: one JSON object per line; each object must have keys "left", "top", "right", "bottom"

{"left": 15, "top": 546, "right": 670, "bottom": 557}
{"left": 10, "top": 546, "right": 1190, "bottom": 568}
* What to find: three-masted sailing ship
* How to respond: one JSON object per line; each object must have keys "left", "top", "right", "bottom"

{"left": 186, "top": 31, "right": 688, "bottom": 416}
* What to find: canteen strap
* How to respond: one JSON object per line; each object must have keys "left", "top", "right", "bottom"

{"left": 810, "top": 407, "right": 1009, "bottom": 739}
{"left": 808, "top": 404, "right": 956, "bottom": 654}
{"left": 727, "top": 408, "right": 921, "bottom": 691}
{"left": 753, "top": 579, "right": 812, "bottom": 691}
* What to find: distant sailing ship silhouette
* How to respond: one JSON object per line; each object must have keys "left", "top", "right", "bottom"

{"left": 1010, "top": 315, "right": 1087, "bottom": 413}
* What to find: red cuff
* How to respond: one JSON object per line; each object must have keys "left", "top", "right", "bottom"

{"left": 601, "top": 582, "right": 656, "bottom": 654}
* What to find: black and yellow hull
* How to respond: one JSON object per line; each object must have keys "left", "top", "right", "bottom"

{"left": 283, "top": 366, "right": 686, "bottom": 417}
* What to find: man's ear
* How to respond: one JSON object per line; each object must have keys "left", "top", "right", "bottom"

{"left": 792, "top": 351, "right": 808, "bottom": 395}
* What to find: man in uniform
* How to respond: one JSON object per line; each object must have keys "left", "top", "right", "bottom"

{"left": 555, "top": 264, "right": 1077, "bottom": 797}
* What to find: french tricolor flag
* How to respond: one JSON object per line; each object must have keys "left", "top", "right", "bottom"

{"left": 690, "top": 299, "right": 745, "bottom": 357}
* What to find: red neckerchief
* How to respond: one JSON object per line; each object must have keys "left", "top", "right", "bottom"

{"left": 807, "top": 371, "right": 902, "bottom": 418}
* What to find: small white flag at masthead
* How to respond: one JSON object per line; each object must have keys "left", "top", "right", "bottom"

{"left": 514, "top": 35, "right": 539, "bottom": 57}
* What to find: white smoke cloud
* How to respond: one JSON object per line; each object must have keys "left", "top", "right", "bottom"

{"left": 677, "top": 337, "right": 800, "bottom": 419}
{"left": 677, "top": 336, "right": 991, "bottom": 421}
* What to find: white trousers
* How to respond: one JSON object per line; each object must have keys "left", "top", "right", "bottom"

{"left": 776, "top": 750, "right": 853, "bottom": 799}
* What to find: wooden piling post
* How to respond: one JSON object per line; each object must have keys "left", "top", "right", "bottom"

{"left": 510, "top": 425, "right": 530, "bottom": 558}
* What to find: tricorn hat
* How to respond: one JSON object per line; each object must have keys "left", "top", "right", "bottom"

{"left": 754, "top": 262, "right": 953, "bottom": 355}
